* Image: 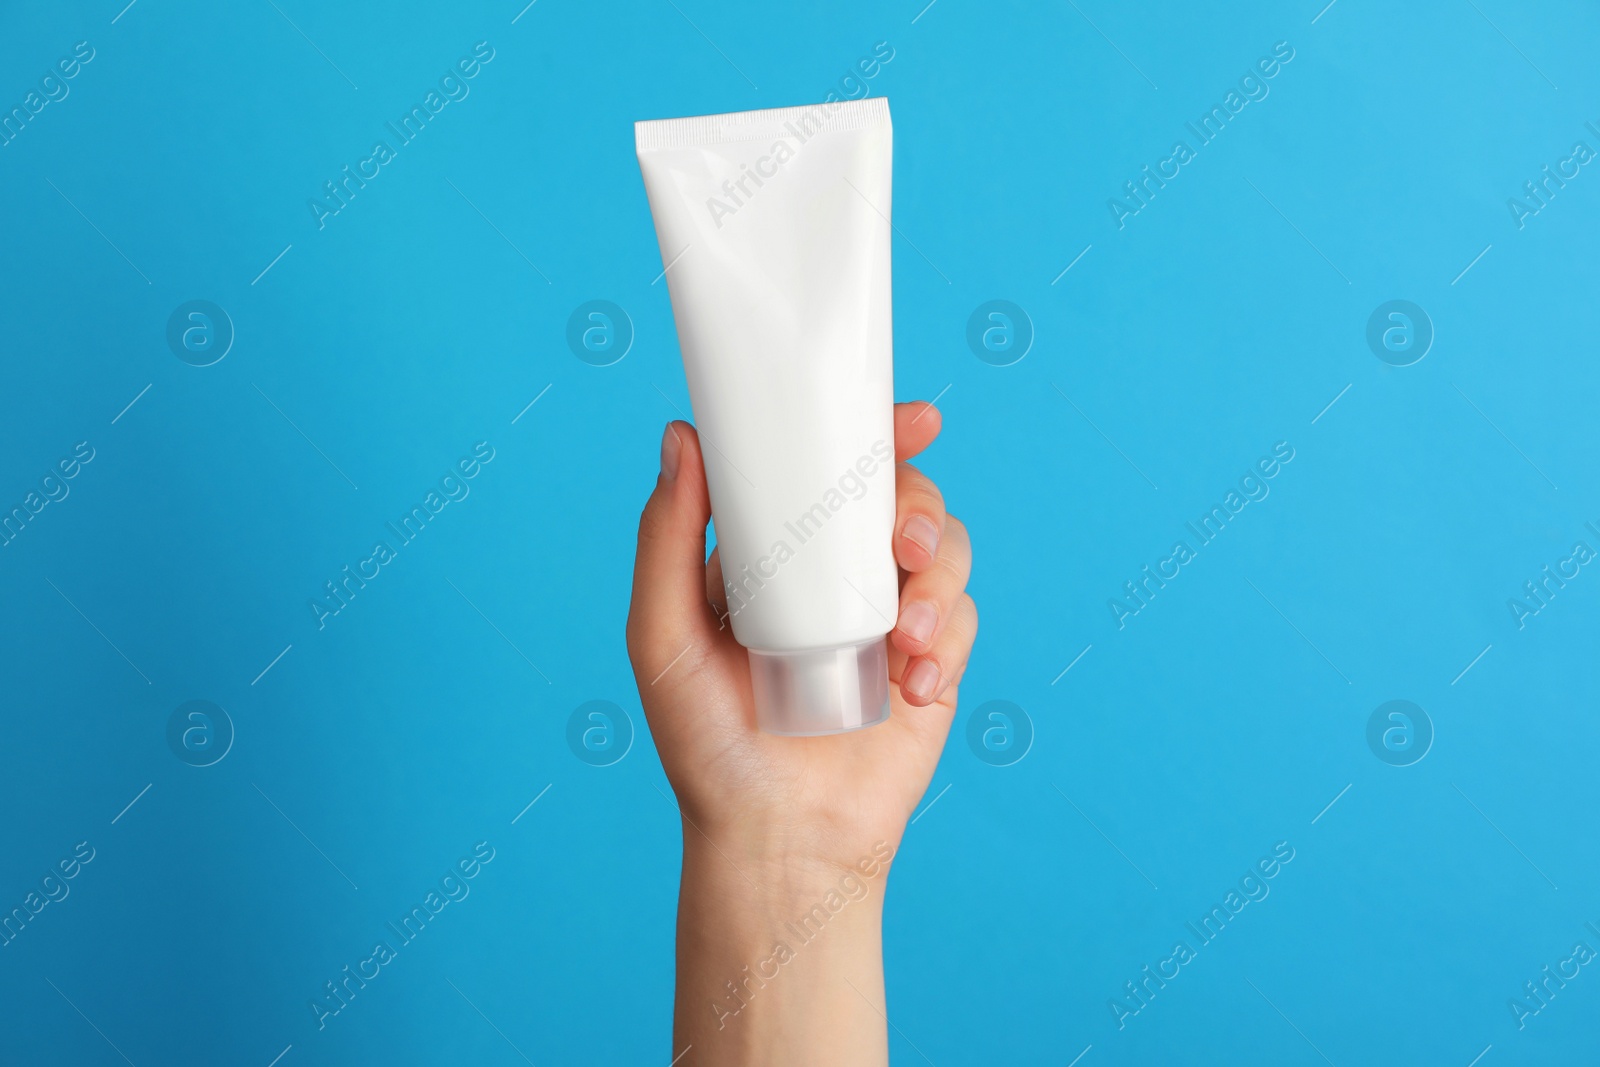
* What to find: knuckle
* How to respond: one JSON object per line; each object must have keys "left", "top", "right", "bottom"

{"left": 944, "top": 594, "right": 978, "bottom": 641}
{"left": 935, "top": 540, "right": 972, "bottom": 583}
{"left": 936, "top": 517, "right": 972, "bottom": 580}
{"left": 635, "top": 499, "right": 667, "bottom": 547}
{"left": 935, "top": 552, "right": 966, "bottom": 583}
{"left": 896, "top": 464, "right": 945, "bottom": 508}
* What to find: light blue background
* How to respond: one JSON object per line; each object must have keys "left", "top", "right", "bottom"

{"left": 2, "top": 0, "right": 1598, "bottom": 1063}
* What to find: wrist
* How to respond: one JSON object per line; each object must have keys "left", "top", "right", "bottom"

{"left": 680, "top": 823, "right": 897, "bottom": 922}
{"left": 683, "top": 816, "right": 900, "bottom": 888}
{"left": 674, "top": 827, "right": 894, "bottom": 1065}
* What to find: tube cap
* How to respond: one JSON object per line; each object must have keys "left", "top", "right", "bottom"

{"left": 748, "top": 638, "right": 891, "bottom": 736}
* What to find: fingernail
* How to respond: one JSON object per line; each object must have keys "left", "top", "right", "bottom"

{"left": 897, "top": 602, "right": 938, "bottom": 648}
{"left": 902, "top": 515, "right": 940, "bottom": 559}
{"left": 660, "top": 423, "right": 680, "bottom": 480}
{"left": 903, "top": 659, "right": 942, "bottom": 702}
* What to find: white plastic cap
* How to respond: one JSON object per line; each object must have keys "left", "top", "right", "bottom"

{"left": 748, "top": 638, "right": 891, "bottom": 736}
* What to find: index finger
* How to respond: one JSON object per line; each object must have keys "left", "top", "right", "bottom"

{"left": 894, "top": 401, "right": 942, "bottom": 462}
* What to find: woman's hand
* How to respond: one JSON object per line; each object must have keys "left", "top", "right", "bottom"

{"left": 626, "top": 402, "right": 976, "bottom": 1065}
{"left": 627, "top": 401, "right": 976, "bottom": 866}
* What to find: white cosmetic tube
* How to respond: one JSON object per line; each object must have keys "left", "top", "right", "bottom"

{"left": 636, "top": 98, "right": 898, "bottom": 735}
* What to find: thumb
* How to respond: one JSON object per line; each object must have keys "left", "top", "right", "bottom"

{"left": 626, "top": 422, "right": 723, "bottom": 676}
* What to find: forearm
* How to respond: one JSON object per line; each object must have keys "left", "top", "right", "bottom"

{"left": 672, "top": 828, "right": 896, "bottom": 1066}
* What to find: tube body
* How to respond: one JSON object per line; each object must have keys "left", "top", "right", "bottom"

{"left": 636, "top": 98, "right": 897, "bottom": 734}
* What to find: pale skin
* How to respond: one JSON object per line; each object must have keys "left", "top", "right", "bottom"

{"left": 626, "top": 402, "right": 978, "bottom": 1066}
